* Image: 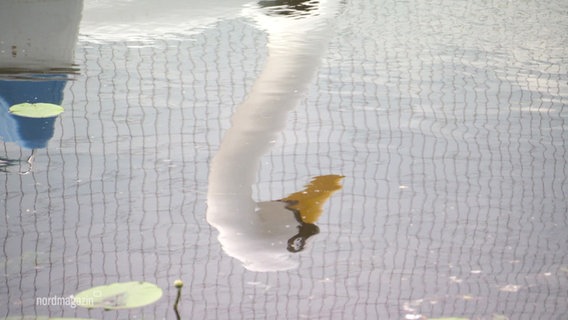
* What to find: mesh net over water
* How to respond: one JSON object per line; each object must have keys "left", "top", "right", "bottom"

{"left": 2, "top": 0, "right": 568, "bottom": 319}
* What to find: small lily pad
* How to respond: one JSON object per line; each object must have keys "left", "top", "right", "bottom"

{"left": 9, "top": 103, "right": 64, "bottom": 118}
{"left": 73, "top": 281, "right": 163, "bottom": 310}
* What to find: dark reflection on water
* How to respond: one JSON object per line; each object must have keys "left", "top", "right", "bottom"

{"left": 1, "top": 0, "right": 567, "bottom": 319}
{"left": 258, "top": 0, "right": 319, "bottom": 16}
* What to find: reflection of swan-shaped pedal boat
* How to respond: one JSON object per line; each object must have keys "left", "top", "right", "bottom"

{"left": 206, "top": 0, "right": 342, "bottom": 272}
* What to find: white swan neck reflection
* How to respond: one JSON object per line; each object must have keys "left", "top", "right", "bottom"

{"left": 206, "top": 0, "right": 343, "bottom": 272}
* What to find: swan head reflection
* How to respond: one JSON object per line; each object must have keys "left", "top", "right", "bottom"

{"left": 207, "top": 175, "right": 343, "bottom": 272}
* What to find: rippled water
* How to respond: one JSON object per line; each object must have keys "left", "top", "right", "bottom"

{"left": 1, "top": 0, "right": 567, "bottom": 319}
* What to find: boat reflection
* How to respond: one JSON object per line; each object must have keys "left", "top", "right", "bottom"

{"left": 0, "top": 0, "right": 81, "bottom": 73}
{"left": 206, "top": 0, "right": 342, "bottom": 272}
{"left": 0, "top": 0, "right": 82, "bottom": 171}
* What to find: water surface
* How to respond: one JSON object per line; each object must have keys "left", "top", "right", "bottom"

{"left": 1, "top": 0, "right": 567, "bottom": 319}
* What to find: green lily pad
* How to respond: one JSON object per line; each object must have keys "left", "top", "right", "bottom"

{"left": 74, "top": 281, "right": 163, "bottom": 310}
{"left": 9, "top": 103, "right": 63, "bottom": 118}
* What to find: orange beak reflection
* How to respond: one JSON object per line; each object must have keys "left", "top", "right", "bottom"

{"left": 280, "top": 174, "right": 344, "bottom": 252}
{"left": 281, "top": 174, "right": 345, "bottom": 224}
